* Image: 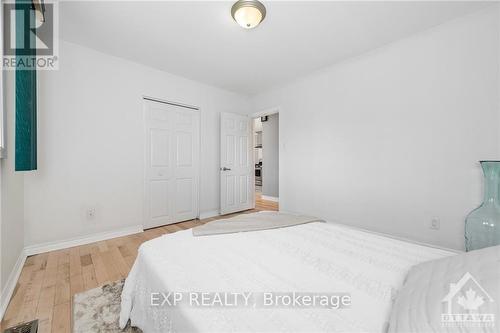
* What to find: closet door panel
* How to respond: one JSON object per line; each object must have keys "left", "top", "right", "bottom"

{"left": 173, "top": 109, "right": 199, "bottom": 222}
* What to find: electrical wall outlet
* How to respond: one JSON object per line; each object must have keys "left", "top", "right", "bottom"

{"left": 86, "top": 208, "right": 96, "bottom": 220}
{"left": 430, "top": 217, "right": 440, "bottom": 230}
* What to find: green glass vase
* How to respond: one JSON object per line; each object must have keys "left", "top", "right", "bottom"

{"left": 465, "top": 161, "right": 500, "bottom": 251}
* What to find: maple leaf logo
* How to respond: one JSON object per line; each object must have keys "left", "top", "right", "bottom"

{"left": 457, "top": 288, "right": 485, "bottom": 310}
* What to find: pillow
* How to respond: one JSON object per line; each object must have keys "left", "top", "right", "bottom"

{"left": 388, "top": 245, "right": 500, "bottom": 333}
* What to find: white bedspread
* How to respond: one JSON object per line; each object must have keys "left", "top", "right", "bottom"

{"left": 120, "top": 221, "right": 455, "bottom": 333}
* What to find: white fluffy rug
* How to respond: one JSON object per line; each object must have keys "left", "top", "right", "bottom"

{"left": 73, "top": 280, "right": 141, "bottom": 333}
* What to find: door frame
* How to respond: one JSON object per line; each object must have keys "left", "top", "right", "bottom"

{"left": 250, "top": 106, "right": 280, "bottom": 119}
{"left": 142, "top": 95, "right": 201, "bottom": 229}
{"left": 251, "top": 106, "right": 280, "bottom": 203}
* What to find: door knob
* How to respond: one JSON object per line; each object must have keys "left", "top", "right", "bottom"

{"left": 221, "top": 167, "right": 231, "bottom": 171}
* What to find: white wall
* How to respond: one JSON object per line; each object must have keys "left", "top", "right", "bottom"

{"left": 262, "top": 114, "right": 279, "bottom": 198}
{"left": 1, "top": 70, "right": 25, "bottom": 289}
{"left": 252, "top": 7, "right": 500, "bottom": 250}
{"left": 24, "top": 40, "right": 251, "bottom": 246}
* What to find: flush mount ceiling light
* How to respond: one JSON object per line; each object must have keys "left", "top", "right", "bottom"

{"left": 231, "top": 0, "right": 266, "bottom": 29}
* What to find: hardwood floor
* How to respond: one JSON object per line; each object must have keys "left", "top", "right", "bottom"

{"left": 0, "top": 195, "right": 277, "bottom": 332}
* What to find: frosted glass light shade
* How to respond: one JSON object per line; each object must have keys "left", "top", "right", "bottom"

{"left": 234, "top": 7, "right": 262, "bottom": 29}
{"left": 231, "top": 0, "right": 266, "bottom": 29}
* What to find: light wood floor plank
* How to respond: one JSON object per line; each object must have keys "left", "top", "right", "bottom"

{"left": 36, "top": 285, "right": 56, "bottom": 333}
{"left": 43, "top": 252, "right": 59, "bottom": 288}
{"left": 99, "top": 250, "right": 123, "bottom": 282}
{"left": 81, "top": 263, "right": 98, "bottom": 290}
{"left": 89, "top": 246, "right": 110, "bottom": 286}
{"left": 69, "top": 248, "right": 82, "bottom": 278}
{"left": 54, "top": 251, "right": 70, "bottom": 306}
{"left": 51, "top": 302, "right": 71, "bottom": 333}
{"left": 69, "top": 274, "right": 84, "bottom": 297}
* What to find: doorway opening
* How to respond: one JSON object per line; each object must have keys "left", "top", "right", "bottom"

{"left": 253, "top": 113, "right": 279, "bottom": 210}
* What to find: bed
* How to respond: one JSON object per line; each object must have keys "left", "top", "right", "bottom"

{"left": 119, "top": 212, "right": 457, "bottom": 332}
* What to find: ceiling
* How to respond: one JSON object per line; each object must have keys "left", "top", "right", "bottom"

{"left": 60, "top": 1, "right": 492, "bottom": 96}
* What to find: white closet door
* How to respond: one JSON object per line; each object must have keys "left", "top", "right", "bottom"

{"left": 144, "top": 99, "right": 199, "bottom": 229}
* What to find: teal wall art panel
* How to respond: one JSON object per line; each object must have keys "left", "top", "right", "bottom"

{"left": 15, "top": 1, "right": 37, "bottom": 171}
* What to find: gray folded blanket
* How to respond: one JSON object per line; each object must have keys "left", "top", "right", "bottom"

{"left": 192, "top": 211, "right": 324, "bottom": 236}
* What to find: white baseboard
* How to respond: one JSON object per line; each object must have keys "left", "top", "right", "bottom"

{"left": 24, "top": 225, "right": 144, "bottom": 256}
{"left": 0, "top": 250, "right": 27, "bottom": 320}
{"left": 261, "top": 195, "right": 279, "bottom": 202}
{"left": 199, "top": 210, "right": 220, "bottom": 219}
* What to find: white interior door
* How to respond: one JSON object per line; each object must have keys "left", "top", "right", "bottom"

{"left": 220, "top": 112, "right": 254, "bottom": 215}
{"left": 144, "top": 99, "right": 200, "bottom": 228}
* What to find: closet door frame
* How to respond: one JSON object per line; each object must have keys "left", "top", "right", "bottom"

{"left": 142, "top": 96, "right": 201, "bottom": 229}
